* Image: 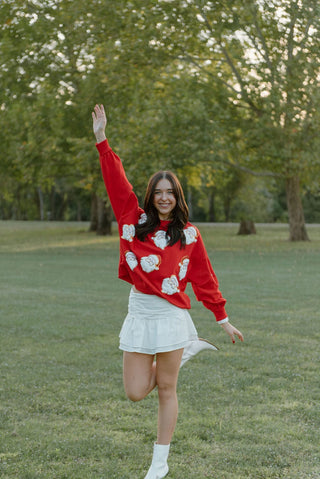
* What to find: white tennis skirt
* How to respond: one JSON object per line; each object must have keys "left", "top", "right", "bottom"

{"left": 119, "top": 288, "right": 198, "bottom": 354}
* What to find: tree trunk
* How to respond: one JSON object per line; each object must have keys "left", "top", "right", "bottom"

{"left": 37, "top": 186, "right": 44, "bottom": 221}
{"left": 89, "top": 193, "right": 98, "bottom": 232}
{"left": 208, "top": 187, "right": 216, "bottom": 222}
{"left": 224, "top": 196, "right": 231, "bottom": 222}
{"left": 96, "top": 195, "right": 113, "bottom": 235}
{"left": 76, "top": 199, "right": 82, "bottom": 221}
{"left": 187, "top": 189, "right": 193, "bottom": 221}
{"left": 237, "top": 219, "right": 256, "bottom": 235}
{"left": 49, "top": 186, "right": 56, "bottom": 221}
{"left": 285, "top": 176, "right": 309, "bottom": 241}
{"left": 57, "top": 193, "right": 67, "bottom": 220}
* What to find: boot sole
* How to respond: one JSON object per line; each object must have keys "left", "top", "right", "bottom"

{"left": 198, "top": 338, "right": 219, "bottom": 351}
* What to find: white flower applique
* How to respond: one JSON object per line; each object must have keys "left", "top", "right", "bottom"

{"left": 184, "top": 226, "right": 198, "bottom": 245}
{"left": 140, "top": 254, "right": 161, "bottom": 273}
{"left": 178, "top": 257, "right": 190, "bottom": 280}
{"left": 125, "top": 251, "right": 138, "bottom": 271}
{"left": 138, "top": 213, "right": 147, "bottom": 224}
{"left": 121, "top": 224, "right": 135, "bottom": 242}
{"left": 161, "top": 275, "right": 180, "bottom": 295}
{"left": 152, "top": 230, "right": 170, "bottom": 250}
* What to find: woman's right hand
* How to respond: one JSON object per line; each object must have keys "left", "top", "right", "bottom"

{"left": 92, "top": 104, "right": 107, "bottom": 143}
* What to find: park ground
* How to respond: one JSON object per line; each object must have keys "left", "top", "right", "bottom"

{"left": 0, "top": 221, "right": 319, "bottom": 479}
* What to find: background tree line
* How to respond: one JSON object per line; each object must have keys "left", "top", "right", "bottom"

{"left": 1, "top": 0, "right": 320, "bottom": 239}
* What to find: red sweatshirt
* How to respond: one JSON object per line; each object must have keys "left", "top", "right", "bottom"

{"left": 97, "top": 139, "right": 228, "bottom": 322}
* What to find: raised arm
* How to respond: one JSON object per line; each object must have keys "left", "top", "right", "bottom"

{"left": 92, "top": 104, "right": 141, "bottom": 225}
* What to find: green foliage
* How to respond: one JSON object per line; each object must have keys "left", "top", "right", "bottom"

{"left": 149, "top": 0, "right": 320, "bottom": 174}
{"left": 1, "top": 1, "right": 320, "bottom": 228}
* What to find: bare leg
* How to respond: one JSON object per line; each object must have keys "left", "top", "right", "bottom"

{"left": 155, "top": 348, "right": 183, "bottom": 445}
{"left": 123, "top": 349, "right": 183, "bottom": 444}
{"left": 123, "top": 351, "right": 157, "bottom": 402}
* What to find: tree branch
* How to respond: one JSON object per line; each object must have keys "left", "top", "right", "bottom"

{"left": 203, "top": 156, "right": 281, "bottom": 178}
{"left": 243, "top": 26, "right": 266, "bottom": 62}
{"left": 224, "top": 160, "right": 281, "bottom": 178}
{"left": 284, "top": 8, "right": 298, "bottom": 127}
{"left": 195, "top": 2, "right": 263, "bottom": 115}
{"left": 178, "top": 51, "right": 240, "bottom": 95}
{"left": 298, "top": 17, "right": 312, "bottom": 49}
{"left": 250, "top": 3, "right": 274, "bottom": 84}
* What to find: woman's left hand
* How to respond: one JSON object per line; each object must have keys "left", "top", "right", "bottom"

{"left": 220, "top": 322, "right": 244, "bottom": 344}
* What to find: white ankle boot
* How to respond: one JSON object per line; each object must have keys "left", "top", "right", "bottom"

{"left": 144, "top": 443, "right": 170, "bottom": 479}
{"left": 180, "top": 338, "right": 218, "bottom": 368}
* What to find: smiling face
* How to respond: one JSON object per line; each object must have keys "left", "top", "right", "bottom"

{"left": 153, "top": 178, "right": 177, "bottom": 220}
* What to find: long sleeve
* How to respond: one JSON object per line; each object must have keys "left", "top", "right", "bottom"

{"left": 96, "top": 139, "right": 141, "bottom": 225}
{"left": 187, "top": 234, "right": 227, "bottom": 321}
{"left": 96, "top": 140, "right": 228, "bottom": 316}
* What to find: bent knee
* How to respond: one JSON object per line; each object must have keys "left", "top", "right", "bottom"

{"left": 126, "top": 392, "right": 144, "bottom": 402}
{"left": 124, "top": 386, "right": 147, "bottom": 402}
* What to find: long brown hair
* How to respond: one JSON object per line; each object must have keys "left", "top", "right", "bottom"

{"left": 135, "top": 171, "right": 189, "bottom": 247}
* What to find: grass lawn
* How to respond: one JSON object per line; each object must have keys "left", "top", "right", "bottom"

{"left": 0, "top": 221, "right": 319, "bottom": 479}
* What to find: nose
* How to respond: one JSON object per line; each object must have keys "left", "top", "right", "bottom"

{"left": 160, "top": 191, "right": 168, "bottom": 200}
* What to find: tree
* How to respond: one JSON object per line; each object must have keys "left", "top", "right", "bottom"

{"left": 0, "top": 0, "right": 149, "bottom": 228}
{"left": 2, "top": 0, "right": 319, "bottom": 237}
{"left": 144, "top": 0, "right": 320, "bottom": 240}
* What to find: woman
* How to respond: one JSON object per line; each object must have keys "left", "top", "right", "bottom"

{"left": 92, "top": 104, "right": 243, "bottom": 479}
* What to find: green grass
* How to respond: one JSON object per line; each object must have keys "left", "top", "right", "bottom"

{"left": 0, "top": 221, "right": 319, "bottom": 479}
